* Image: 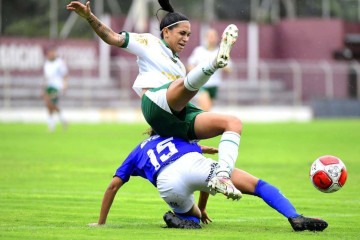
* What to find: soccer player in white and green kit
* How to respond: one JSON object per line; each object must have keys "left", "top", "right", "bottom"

{"left": 67, "top": 0, "right": 242, "bottom": 200}
{"left": 42, "top": 46, "right": 68, "bottom": 132}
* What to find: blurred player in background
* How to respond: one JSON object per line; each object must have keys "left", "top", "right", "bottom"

{"left": 67, "top": 0, "right": 243, "bottom": 200}
{"left": 188, "top": 28, "right": 231, "bottom": 111}
{"left": 42, "top": 46, "right": 68, "bottom": 132}
{"left": 88, "top": 134, "right": 328, "bottom": 232}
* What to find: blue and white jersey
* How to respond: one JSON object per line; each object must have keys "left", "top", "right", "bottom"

{"left": 114, "top": 136, "right": 202, "bottom": 186}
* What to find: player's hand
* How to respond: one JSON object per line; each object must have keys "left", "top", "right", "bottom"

{"left": 200, "top": 210, "right": 212, "bottom": 224}
{"left": 199, "top": 145, "right": 218, "bottom": 154}
{"left": 66, "top": 1, "right": 92, "bottom": 19}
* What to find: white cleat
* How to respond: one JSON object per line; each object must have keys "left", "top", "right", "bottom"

{"left": 208, "top": 176, "right": 242, "bottom": 200}
{"left": 215, "top": 24, "right": 238, "bottom": 68}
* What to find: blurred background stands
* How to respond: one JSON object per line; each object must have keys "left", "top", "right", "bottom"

{"left": 1, "top": 0, "right": 360, "bottom": 121}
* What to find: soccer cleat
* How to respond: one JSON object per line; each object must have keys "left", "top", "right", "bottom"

{"left": 207, "top": 176, "right": 242, "bottom": 200}
{"left": 163, "top": 211, "right": 201, "bottom": 229}
{"left": 288, "top": 215, "right": 328, "bottom": 232}
{"left": 215, "top": 24, "right": 238, "bottom": 68}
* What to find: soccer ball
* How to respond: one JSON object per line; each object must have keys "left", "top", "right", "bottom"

{"left": 310, "top": 155, "right": 347, "bottom": 193}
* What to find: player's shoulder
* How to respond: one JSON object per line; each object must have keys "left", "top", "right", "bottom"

{"left": 129, "top": 32, "right": 159, "bottom": 44}
{"left": 192, "top": 45, "right": 206, "bottom": 53}
{"left": 140, "top": 135, "right": 189, "bottom": 147}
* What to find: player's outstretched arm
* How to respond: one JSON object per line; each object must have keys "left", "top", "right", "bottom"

{"left": 89, "top": 177, "right": 124, "bottom": 226}
{"left": 66, "top": 1, "right": 126, "bottom": 47}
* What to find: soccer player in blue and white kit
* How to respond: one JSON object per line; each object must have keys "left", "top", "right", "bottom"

{"left": 89, "top": 135, "right": 328, "bottom": 231}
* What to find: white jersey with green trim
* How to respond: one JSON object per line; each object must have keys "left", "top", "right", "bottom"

{"left": 120, "top": 32, "right": 187, "bottom": 97}
{"left": 43, "top": 57, "right": 68, "bottom": 91}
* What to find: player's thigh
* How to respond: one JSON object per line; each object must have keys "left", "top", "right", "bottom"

{"left": 166, "top": 79, "right": 198, "bottom": 112}
{"left": 157, "top": 153, "right": 216, "bottom": 213}
{"left": 194, "top": 111, "right": 242, "bottom": 139}
{"left": 157, "top": 164, "right": 194, "bottom": 213}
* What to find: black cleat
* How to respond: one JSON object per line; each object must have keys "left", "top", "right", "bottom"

{"left": 163, "top": 211, "right": 201, "bottom": 229}
{"left": 288, "top": 215, "right": 328, "bottom": 232}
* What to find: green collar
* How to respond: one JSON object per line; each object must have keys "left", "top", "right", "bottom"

{"left": 161, "top": 39, "right": 179, "bottom": 59}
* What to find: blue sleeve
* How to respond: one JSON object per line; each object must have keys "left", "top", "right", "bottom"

{"left": 114, "top": 147, "right": 139, "bottom": 183}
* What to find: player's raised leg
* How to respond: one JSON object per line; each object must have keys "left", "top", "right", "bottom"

{"left": 184, "top": 24, "right": 238, "bottom": 90}
{"left": 208, "top": 24, "right": 242, "bottom": 200}
{"left": 205, "top": 25, "right": 241, "bottom": 200}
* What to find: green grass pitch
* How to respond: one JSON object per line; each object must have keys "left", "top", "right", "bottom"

{"left": 0, "top": 120, "right": 359, "bottom": 240}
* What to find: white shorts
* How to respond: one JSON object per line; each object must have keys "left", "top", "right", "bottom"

{"left": 156, "top": 152, "right": 217, "bottom": 214}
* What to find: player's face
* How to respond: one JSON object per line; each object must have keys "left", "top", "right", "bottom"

{"left": 46, "top": 49, "right": 57, "bottom": 61}
{"left": 163, "top": 22, "right": 191, "bottom": 54}
{"left": 206, "top": 30, "right": 219, "bottom": 48}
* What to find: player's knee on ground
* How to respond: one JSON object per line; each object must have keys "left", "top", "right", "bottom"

{"left": 185, "top": 205, "right": 201, "bottom": 219}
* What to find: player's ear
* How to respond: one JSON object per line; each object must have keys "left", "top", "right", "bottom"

{"left": 163, "top": 27, "right": 170, "bottom": 39}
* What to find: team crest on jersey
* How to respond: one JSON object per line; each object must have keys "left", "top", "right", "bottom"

{"left": 135, "top": 34, "right": 148, "bottom": 46}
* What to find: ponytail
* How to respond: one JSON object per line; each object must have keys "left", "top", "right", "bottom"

{"left": 157, "top": 0, "right": 189, "bottom": 38}
{"left": 158, "top": 0, "right": 174, "bottom": 13}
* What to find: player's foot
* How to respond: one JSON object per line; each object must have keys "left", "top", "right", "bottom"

{"left": 163, "top": 211, "right": 201, "bottom": 229}
{"left": 207, "top": 176, "right": 242, "bottom": 200}
{"left": 215, "top": 24, "right": 238, "bottom": 68}
{"left": 288, "top": 215, "right": 328, "bottom": 231}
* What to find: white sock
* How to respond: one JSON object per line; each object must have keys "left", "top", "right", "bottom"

{"left": 58, "top": 112, "right": 66, "bottom": 124}
{"left": 216, "top": 131, "right": 241, "bottom": 177}
{"left": 48, "top": 115, "right": 56, "bottom": 131}
{"left": 184, "top": 60, "right": 217, "bottom": 91}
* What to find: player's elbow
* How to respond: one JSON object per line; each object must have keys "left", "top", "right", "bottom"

{"left": 107, "top": 177, "right": 123, "bottom": 193}
{"left": 107, "top": 184, "right": 118, "bottom": 191}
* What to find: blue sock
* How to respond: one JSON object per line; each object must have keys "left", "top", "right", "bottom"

{"left": 254, "top": 179, "right": 300, "bottom": 218}
{"left": 175, "top": 212, "right": 200, "bottom": 224}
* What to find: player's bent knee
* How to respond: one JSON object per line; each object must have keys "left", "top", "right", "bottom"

{"left": 226, "top": 116, "right": 242, "bottom": 134}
